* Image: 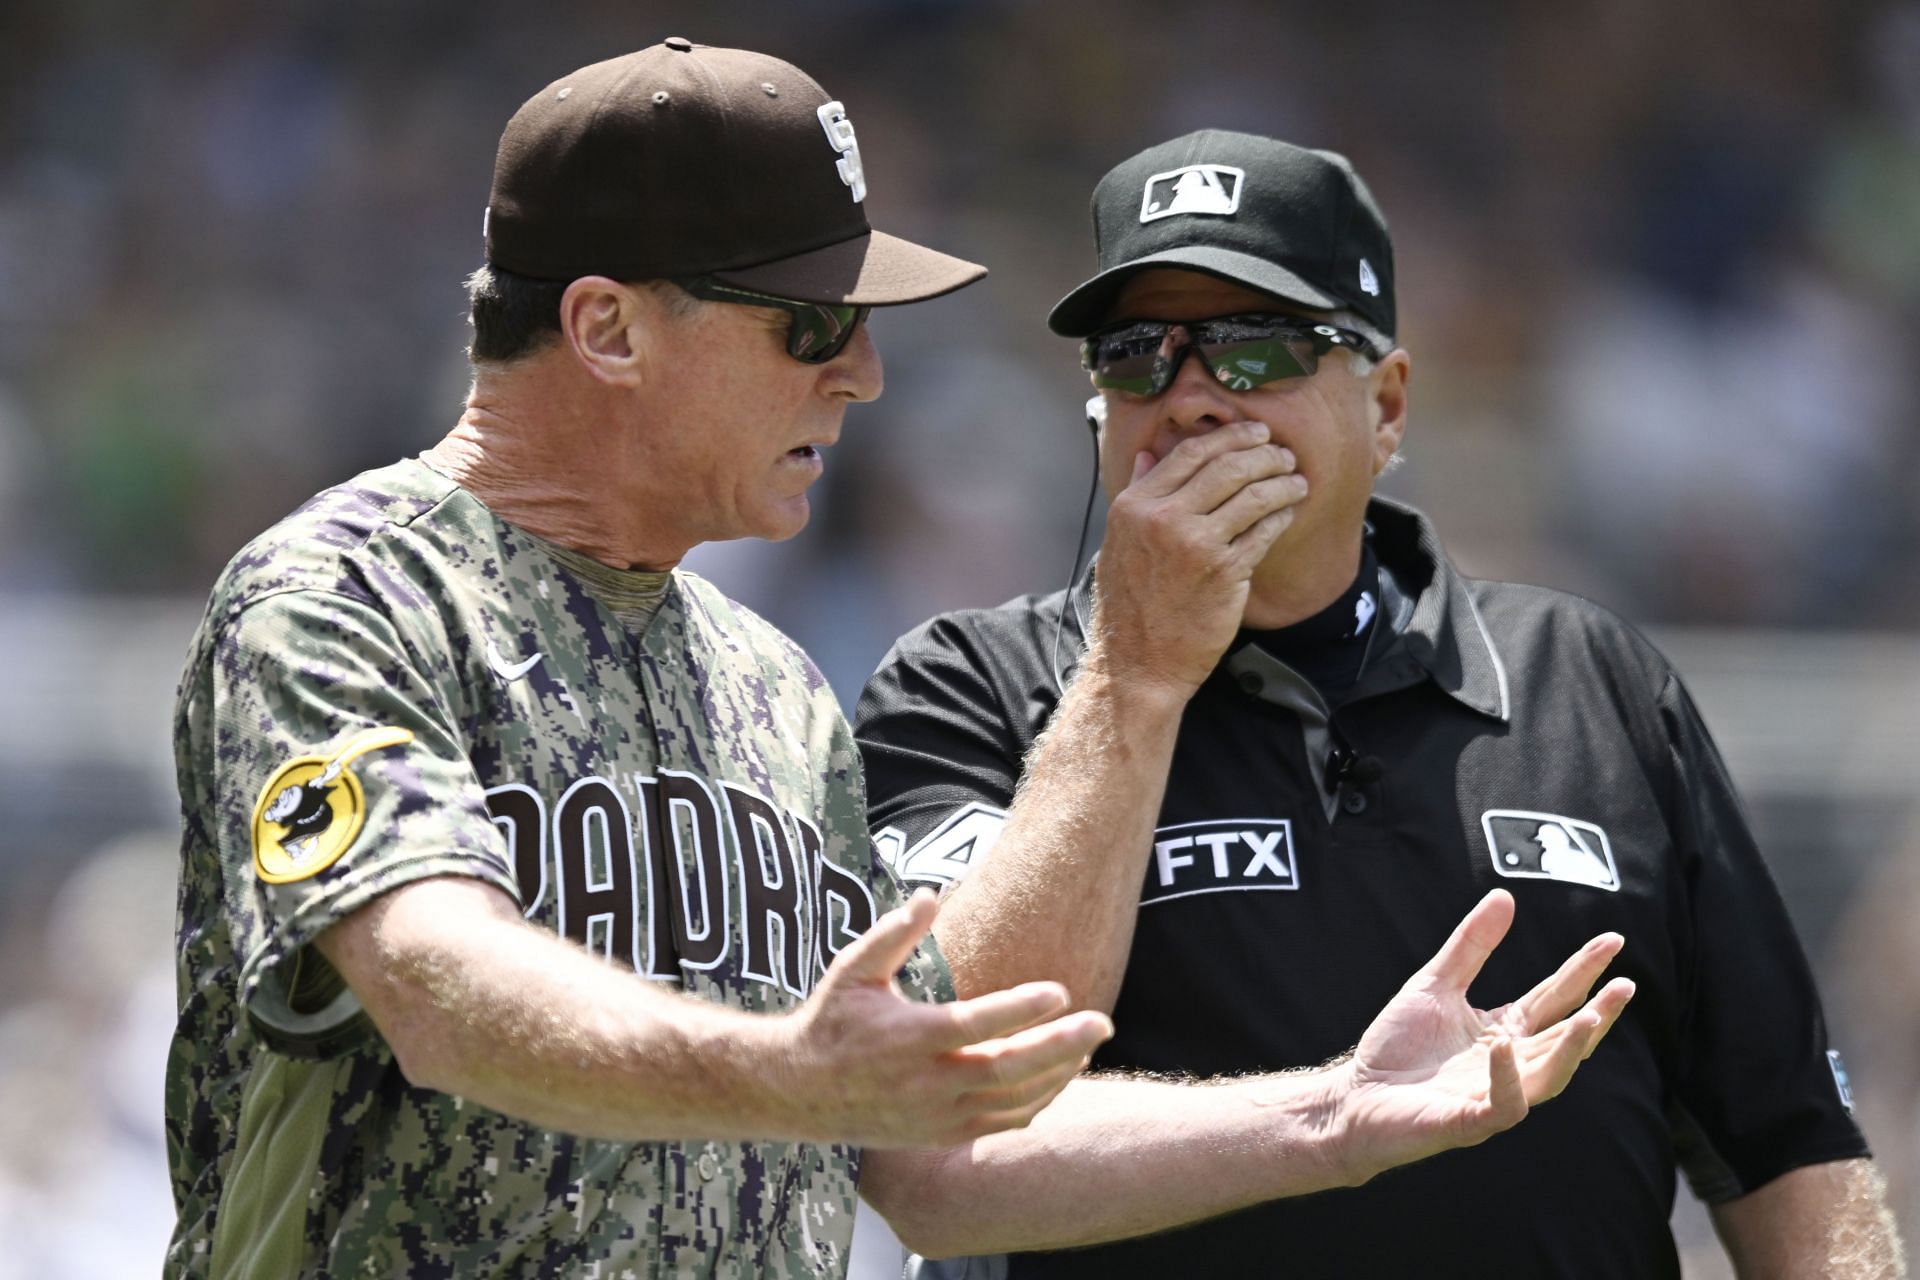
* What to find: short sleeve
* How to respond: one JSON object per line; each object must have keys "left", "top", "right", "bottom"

{"left": 1660, "top": 672, "right": 1869, "bottom": 1198}
{"left": 854, "top": 617, "right": 1034, "bottom": 890}
{"left": 801, "top": 697, "right": 955, "bottom": 1006}
{"left": 209, "top": 589, "right": 517, "bottom": 1054}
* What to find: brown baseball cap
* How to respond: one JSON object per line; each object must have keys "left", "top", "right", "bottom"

{"left": 484, "top": 38, "right": 985, "bottom": 305}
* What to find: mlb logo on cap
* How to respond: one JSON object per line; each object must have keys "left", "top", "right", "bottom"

{"left": 1049, "top": 130, "right": 1398, "bottom": 340}
{"left": 1141, "top": 164, "right": 1244, "bottom": 222}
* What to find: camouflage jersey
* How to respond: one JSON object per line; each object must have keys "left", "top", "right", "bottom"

{"left": 166, "top": 456, "right": 948, "bottom": 1278}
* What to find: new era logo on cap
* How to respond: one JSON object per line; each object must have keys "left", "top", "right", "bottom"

{"left": 1141, "top": 164, "right": 1244, "bottom": 223}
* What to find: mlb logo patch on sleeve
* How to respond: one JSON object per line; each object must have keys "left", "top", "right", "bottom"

{"left": 1480, "top": 810, "right": 1619, "bottom": 891}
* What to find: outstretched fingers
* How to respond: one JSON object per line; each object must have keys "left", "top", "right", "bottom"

{"left": 1515, "top": 977, "right": 1637, "bottom": 1101}
{"left": 819, "top": 888, "right": 940, "bottom": 991}
{"left": 946, "top": 1010, "right": 1112, "bottom": 1085}
{"left": 917, "top": 1012, "right": 1111, "bottom": 1143}
{"left": 1415, "top": 889, "right": 1516, "bottom": 992}
{"left": 1574, "top": 977, "right": 1636, "bottom": 1058}
{"left": 1482, "top": 1036, "right": 1526, "bottom": 1133}
{"left": 932, "top": 981, "right": 1084, "bottom": 1052}
{"left": 1507, "top": 931, "right": 1626, "bottom": 1033}
{"left": 953, "top": 1047, "right": 1097, "bottom": 1116}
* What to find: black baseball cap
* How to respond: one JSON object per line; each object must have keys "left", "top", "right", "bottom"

{"left": 484, "top": 39, "right": 985, "bottom": 305}
{"left": 1048, "top": 130, "right": 1395, "bottom": 339}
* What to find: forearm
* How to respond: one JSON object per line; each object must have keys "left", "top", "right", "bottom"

{"left": 863, "top": 1069, "right": 1350, "bottom": 1257}
{"left": 318, "top": 879, "right": 799, "bottom": 1143}
{"left": 932, "top": 663, "right": 1185, "bottom": 1010}
{"left": 871, "top": 891, "right": 1634, "bottom": 1258}
{"left": 1712, "top": 1159, "right": 1907, "bottom": 1279}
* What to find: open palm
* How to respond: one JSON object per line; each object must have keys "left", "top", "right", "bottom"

{"left": 1334, "top": 889, "right": 1636, "bottom": 1182}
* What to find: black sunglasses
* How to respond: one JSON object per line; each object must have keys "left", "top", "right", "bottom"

{"left": 1082, "top": 313, "right": 1382, "bottom": 397}
{"left": 676, "top": 277, "right": 870, "bottom": 364}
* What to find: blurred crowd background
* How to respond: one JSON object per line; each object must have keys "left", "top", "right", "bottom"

{"left": 0, "top": 0, "right": 1916, "bottom": 1274}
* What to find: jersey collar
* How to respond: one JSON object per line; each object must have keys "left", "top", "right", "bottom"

{"left": 1364, "top": 497, "right": 1511, "bottom": 722}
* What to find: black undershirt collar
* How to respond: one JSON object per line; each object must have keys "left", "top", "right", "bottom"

{"left": 1236, "top": 539, "right": 1381, "bottom": 698}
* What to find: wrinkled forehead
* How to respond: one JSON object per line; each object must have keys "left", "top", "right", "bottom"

{"left": 1107, "top": 268, "right": 1326, "bottom": 324}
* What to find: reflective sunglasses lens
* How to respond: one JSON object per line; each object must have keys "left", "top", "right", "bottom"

{"left": 790, "top": 304, "right": 866, "bottom": 362}
{"left": 1195, "top": 335, "right": 1316, "bottom": 391}
{"left": 1087, "top": 320, "right": 1328, "bottom": 395}
{"left": 1085, "top": 327, "right": 1173, "bottom": 394}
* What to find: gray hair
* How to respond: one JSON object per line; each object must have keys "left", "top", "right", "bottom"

{"left": 1317, "top": 309, "right": 1405, "bottom": 474}
{"left": 1322, "top": 309, "right": 1394, "bottom": 377}
{"left": 465, "top": 266, "right": 701, "bottom": 365}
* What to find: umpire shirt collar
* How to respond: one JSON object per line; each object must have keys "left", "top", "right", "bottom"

{"left": 1218, "top": 497, "right": 1510, "bottom": 723}
{"left": 1344, "top": 496, "right": 1510, "bottom": 721}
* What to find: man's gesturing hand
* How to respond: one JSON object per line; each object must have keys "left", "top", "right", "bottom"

{"left": 1087, "top": 421, "right": 1306, "bottom": 699}
{"left": 775, "top": 890, "right": 1114, "bottom": 1148}
{"left": 1323, "top": 889, "right": 1636, "bottom": 1184}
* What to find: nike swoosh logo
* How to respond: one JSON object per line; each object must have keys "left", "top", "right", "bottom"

{"left": 486, "top": 640, "right": 543, "bottom": 682}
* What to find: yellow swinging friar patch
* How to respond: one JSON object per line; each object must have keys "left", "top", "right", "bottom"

{"left": 251, "top": 726, "right": 415, "bottom": 884}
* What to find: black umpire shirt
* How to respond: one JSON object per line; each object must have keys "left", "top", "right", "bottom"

{"left": 855, "top": 498, "right": 1866, "bottom": 1280}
